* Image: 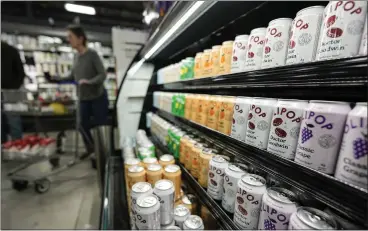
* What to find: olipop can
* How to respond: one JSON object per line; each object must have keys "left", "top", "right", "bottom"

{"left": 207, "top": 155, "right": 229, "bottom": 200}
{"left": 245, "top": 98, "right": 277, "bottom": 149}
{"left": 267, "top": 99, "right": 309, "bottom": 159}
{"left": 234, "top": 174, "right": 267, "bottom": 229}
{"left": 316, "top": 1, "right": 367, "bottom": 60}
{"left": 359, "top": 16, "right": 367, "bottom": 56}
{"left": 231, "top": 34, "right": 250, "bottom": 73}
{"left": 262, "top": 18, "right": 293, "bottom": 69}
{"left": 231, "top": 97, "right": 253, "bottom": 142}
{"left": 183, "top": 215, "right": 204, "bottom": 230}
{"left": 244, "top": 28, "right": 267, "bottom": 71}
{"left": 131, "top": 182, "right": 153, "bottom": 228}
{"left": 288, "top": 207, "right": 338, "bottom": 230}
{"left": 153, "top": 179, "right": 175, "bottom": 225}
{"left": 135, "top": 194, "right": 161, "bottom": 230}
{"left": 294, "top": 101, "right": 350, "bottom": 174}
{"left": 174, "top": 205, "right": 191, "bottom": 229}
{"left": 258, "top": 187, "right": 298, "bottom": 230}
{"left": 222, "top": 164, "right": 247, "bottom": 213}
{"left": 334, "top": 102, "right": 367, "bottom": 189}
{"left": 286, "top": 6, "right": 325, "bottom": 65}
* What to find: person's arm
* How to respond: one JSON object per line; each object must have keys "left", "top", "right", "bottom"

{"left": 88, "top": 51, "right": 106, "bottom": 85}
{"left": 44, "top": 67, "right": 74, "bottom": 83}
{"left": 13, "top": 47, "right": 25, "bottom": 89}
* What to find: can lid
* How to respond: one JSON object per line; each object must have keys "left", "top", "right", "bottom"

{"left": 143, "top": 157, "right": 158, "bottom": 164}
{"left": 184, "top": 215, "right": 203, "bottom": 229}
{"left": 268, "top": 18, "right": 293, "bottom": 26}
{"left": 174, "top": 205, "right": 190, "bottom": 217}
{"left": 202, "top": 148, "right": 215, "bottom": 155}
{"left": 128, "top": 165, "right": 144, "bottom": 173}
{"left": 194, "top": 143, "right": 204, "bottom": 149}
{"left": 154, "top": 179, "right": 174, "bottom": 191}
{"left": 250, "top": 27, "right": 267, "bottom": 35}
{"left": 212, "top": 45, "right": 222, "bottom": 49}
{"left": 165, "top": 164, "right": 180, "bottom": 173}
{"left": 309, "top": 100, "right": 349, "bottom": 105}
{"left": 204, "top": 49, "right": 212, "bottom": 53}
{"left": 236, "top": 163, "right": 249, "bottom": 172}
{"left": 147, "top": 164, "right": 162, "bottom": 172}
{"left": 267, "top": 187, "right": 297, "bottom": 204}
{"left": 189, "top": 139, "right": 197, "bottom": 145}
{"left": 218, "top": 155, "right": 230, "bottom": 162}
{"left": 228, "top": 164, "right": 246, "bottom": 173}
{"left": 235, "top": 34, "right": 249, "bottom": 41}
{"left": 125, "top": 158, "right": 140, "bottom": 166}
{"left": 222, "top": 40, "right": 234, "bottom": 46}
{"left": 296, "top": 6, "right": 325, "bottom": 16}
{"left": 163, "top": 226, "right": 181, "bottom": 230}
{"left": 297, "top": 207, "right": 337, "bottom": 230}
{"left": 195, "top": 52, "right": 203, "bottom": 56}
{"left": 212, "top": 155, "right": 228, "bottom": 163}
{"left": 132, "top": 182, "right": 152, "bottom": 193}
{"left": 241, "top": 174, "right": 266, "bottom": 186}
{"left": 137, "top": 195, "right": 158, "bottom": 208}
{"left": 160, "top": 154, "right": 174, "bottom": 162}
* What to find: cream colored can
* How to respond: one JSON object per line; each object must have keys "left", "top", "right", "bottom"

{"left": 218, "top": 41, "right": 234, "bottom": 75}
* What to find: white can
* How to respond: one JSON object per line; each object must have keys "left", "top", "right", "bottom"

{"left": 295, "top": 100, "right": 351, "bottom": 174}
{"left": 244, "top": 28, "right": 267, "bottom": 71}
{"left": 288, "top": 207, "right": 338, "bottom": 230}
{"left": 207, "top": 155, "right": 229, "bottom": 200}
{"left": 222, "top": 164, "right": 247, "bottom": 213}
{"left": 267, "top": 99, "right": 309, "bottom": 159}
{"left": 334, "top": 102, "right": 367, "bottom": 189}
{"left": 233, "top": 174, "right": 266, "bottom": 229}
{"left": 245, "top": 97, "right": 277, "bottom": 149}
{"left": 231, "top": 34, "right": 250, "bottom": 73}
{"left": 258, "top": 187, "right": 298, "bottom": 230}
{"left": 153, "top": 179, "right": 175, "bottom": 225}
{"left": 231, "top": 97, "right": 253, "bottom": 142}
{"left": 174, "top": 205, "right": 190, "bottom": 229}
{"left": 135, "top": 194, "right": 161, "bottom": 230}
{"left": 316, "top": 1, "right": 367, "bottom": 60}
{"left": 359, "top": 16, "right": 367, "bottom": 56}
{"left": 131, "top": 182, "right": 154, "bottom": 225}
{"left": 261, "top": 18, "right": 292, "bottom": 69}
{"left": 183, "top": 215, "right": 204, "bottom": 230}
{"left": 286, "top": 6, "right": 325, "bottom": 64}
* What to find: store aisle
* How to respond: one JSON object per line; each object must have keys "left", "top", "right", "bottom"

{"left": 1, "top": 156, "right": 100, "bottom": 229}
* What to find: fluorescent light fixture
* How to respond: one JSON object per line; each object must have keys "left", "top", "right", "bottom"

{"left": 144, "top": 1, "right": 204, "bottom": 60}
{"left": 65, "top": 3, "right": 96, "bottom": 15}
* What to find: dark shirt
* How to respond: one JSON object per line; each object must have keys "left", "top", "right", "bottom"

{"left": 1, "top": 42, "right": 25, "bottom": 89}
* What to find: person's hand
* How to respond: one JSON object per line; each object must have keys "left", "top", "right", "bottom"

{"left": 78, "top": 79, "right": 90, "bottom": 85}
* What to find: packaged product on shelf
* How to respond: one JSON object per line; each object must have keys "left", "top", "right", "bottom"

{"left": 179, "top": 134, "right": 193, "bottom": 164}
{"left": 135, "top": 194, "right": 161, "bottom": 230}
{"left": 181, "top": 194, "right": 197, "bottom": 214}
{"left": 184, "top": 94, "right": 194, "bottom": 120}
{"left": 124, "top": 158, "right": 142, "bottom": 190}
{"left": 194, "top": 52, "right": 203, "bottom": 78}
{"left": 244, "top": 28, "right": 267, "bottom": 71}
{"left": 190, "top": 94, "right": 200, "bottom": 122}
{"left": 217, "top": 96, "right": 236, "bottom": 135}
{"left": 267, "top": 99, "right": 309, "bottom": 159}
{"left": 173, "top": 131, "right": 185, "bottom": 159}
{"left": 198, "top": 148, "right": 219, "bottom": 187}
{"left": 207, "top": 95, "right": 222, "bottom": 130}
{"left": 207, "top": 155, "right": 229, "bottom": 200}
{"left": 359, "top": 16, "right": 367, "bottom": 56}
{"left": 161, "top": 220, "right": 175, "bottom": 229}
{"left": 142, "top": 157, "right": 158, "bottom": 169}
{"left": 130, "top": 182, "right": 153, "bottom": 228}
{"left": 218, "top": 41, "right": 234, "bottom": 75}
{"left": 184, "top": 139, "right": 197, "bottom": 170}
{"left": 222, "top": 164, "right": 247, "bottom": 214}
{"left": 294, "top": 101, "right": 350, "bottom": 174}
{"left": 147, "top": 164, "right": 163, "bottom": 186}
{"left": 127, "top": 165, "right": 146, "bottom": 194}
{"left": 159, "top": 154, "right": 175, "bottom": 168}
{"left": 245, "top": 97, "right": 277, "bottom": 149}
{"left": 153, "top": 179, "right": 175, "bottom": 225}
{"left": 288, "top": 207, "right": 338, "bottom": 230}
{"left": 182, "top": 215, "right": 204, "bottom": 230}
{"left": 172, "top": 93, "right": 185, "bottom": 117}
{"left": 334, "top": 102, "right": 367, "bottom": 188}
{"left": 174, "top": 205, "right": 191, "bottom": 229}
{"left": 257, "top": 187, "right": 298, "bottom": 230}
{"left": 234, "top": 174, "right": 266, "bottom": 229}
{"left": 210, "top": 45, "right": 222, "bottom": 76}
{"left": 231, "top": 34, "right": 250, "bottom": 73}
{"left": 180, "top": 57, "right": 194, "bottom": 80}
{"left": 190, "top": 143, "right": 209, "bottom": 178}
{"left": 201, "top": 49, "right": 212, "bottom": 77}
{"left": 137, "top": 146, "right": 155, "bottom": 160}
{"left": 231, "top": 96, "right": 253, "bottom": 142}
{"left": 316, "top": 1, "right": 367, "bottom": 60}
{"left": 286, "top": 6, "right": 325, "bottom": 65}
{"left": 163, "top": 164, "right": 182, "bottom": 200}
{"left": 196, "top": 94, "right": 211, "bottom": 126}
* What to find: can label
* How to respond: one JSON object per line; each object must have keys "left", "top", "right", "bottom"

{"left": 191, "top": 96, "right": 200, "bottom": 122}
{"left": 207, "top": 164, "right": 227, "bottom": 200}
{"left": 217, "top": 98, "right": 235, "bottom": 135}
{"left": 359, "top": 16, "right": 367, "bottom": 56}
{"left": 222, "top": 172, "right": 242, "bottom": 213}
{"left": 179, "top": 139, "right": 188, "bottom": 164}
{"left": 156, "top": 193, "right": 175, "bottom": 225}
{"left": 234, "top": 186, "right": 263, "bottom": 229}
{"left": 135, "top": 210, "right": 161, "bottom": 229}
{"left": 202, "top": 52, "right": 212, "bottom": 76}
{"left": 316, "top": 1, "right": 367, "bottom": 60}
{"left": 191, "top": 147, "right": 201, "bottom": 178}
{"left": 244, "top": 34, "right": 266, "bottom": 70}
{"left": 231, "top": 98, "right": 251, "bottom": 142}
{"left": 207, "top": 97, "right": 221, "bottom": 130}
{"left": 211, "top": 49, "right": 221, "bottom": 76}
{"left": 231, "top": 39, "right": 248, "bottom": 73}
{"left": 197, "top": 96, "right": 210, "bottom": 126}
{"left": 219, "top": 44, "right": 233, "bottom": 75}
{"left": 258, "top": 202, "right": 294, "bottom": 230}
{"left": 194, "top": 55, "right": 202, "bottom": 78}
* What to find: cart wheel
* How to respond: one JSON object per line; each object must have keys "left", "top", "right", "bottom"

{"left": 12, "top": 180, "right": 28, "bottom": 191}
{"left": 35, "top": 179, "right": 51, "bottom": 194}
{"left": 91, "top": 157, "right": 97, "bottom": 169}
{"left": 49, "top": 157, "right": 60, "bottom": 168}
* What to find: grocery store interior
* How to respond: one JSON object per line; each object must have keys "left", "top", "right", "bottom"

{"left": 1, "top": 1, "right": 367, "bottom": 230}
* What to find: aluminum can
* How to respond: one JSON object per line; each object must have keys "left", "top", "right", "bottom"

{"left": 262, "top": 18, "right": 292, "bottom": 69}
{"left": 244, "top": 28, "right": 267, "bottom": 71}
{"left": 334, "top": 102, "right": 367, "bottom": 188}
{"left": 127, "top": 165, "right": 146, "bottom": 191}
{"left": 163, "top": 164, "right": 182, "bottom": 200}
{"left": 183, "top": 215, "right": 204, "bottom": 230}
{"left": 162, "top": 225, "right": 181, "bottom": 230}
{"left": 289, "top": 207, "right": 338, "bottom": 230}
{"left": 231, "top": 97, "right": 253, "bottom": 142}
{"left": 316, "top": 1, "right": 367, "bottom": 60}
{"left": 207, "top": 95, "right": 222, "bottom": 130}
{"left": 231, "top": 34, "right": 250, "bottom": 73}
{"left": 222, "top": 164, "right": 247, "bottom": 213}
{"left": 190, "top": 142, "right": 209, "bottom": 178}
{"left": 207, "top": 155, "right": 229, "bottom": 200}
{"left": 184, "top": 139, "right": 197, "bottom": 170}
{"left": 234, "top": 174, "right": 266, "bottom": 229}
{"left": 142, "top": 157, "right": 158, "bottom": 169}
{"left": 201, "top": 49, "right": 212, "bottom": 77}
{"left": 198, "top": 148, "right": 219, "bottom": 187}
{"left": 184, "top": 94, "right": 194, "bottom": 120}
{"left": 131, "top": 182, "right": 153, "bottom": 228}
{"left": 295, "top": 100, "right": 350, "bottom": 174}
{"left": 153, "top": 179, "right": 175, "bottom": 225}
{"left": 359, "top": 16, "right": 367, "bottom": 56}
{"left": 138, "top": 147, "right": 155, "bottom": 160}
{"left": 287, "top": 6, "right": 325, "bottom": 64}
{"left": 210, "top": 45, "right": 222, "bottom": 76}
{"left": 218, "top": 41, "right": 234, "bottom": 75}
{"left": 179, "top": 135, "right": 192, "bottom": 164}
{"left": 267, "top": 99, "right": 309, "bottom": 159}
{"left": 245, "top": 97, "right": 277, "bottom": 149}
{"left": 258, "top": 187, "right": 298, "bottom": 230}
{"left": 190, "top": 94, "right": 200, "bottom": 122}
{"left": 174, "top": 205, "right": 191, "bottom": 229}
{"left": 146, "top": 164, "right": 163, "bottom": 186}
{"left": 135, "top": 194, "right": 161, "bottom": 230}
{"left": 194, "top": 52, "right": 203, "bottom": 78}
{"left": 217, "top": 96, "right": 236, "bottom": 135}
{"left": 196, "top": 94, "right": 211, "bottom": 126}
{"left": 159, "top": 154, "right": 175, "bottom": 169}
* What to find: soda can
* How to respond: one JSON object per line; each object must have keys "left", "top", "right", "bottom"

{"left": 142, "top": 157, "right": 158, "bottom": 169}
{"left": 207, "top": 155, "right": 229, "bottom": 200}
{"left": 262, "top": 18, "right": 293, "bottom": 68}
{"left": 234, "top": 174, "right": 266, "bottom": 229}
{"left": 153, "top": 179, "right": 175, "bottom": 225}
{"left": 190, "top": 143, "right": 208, "bottom": 178}
{"left": 201, "top": 49, "right": 212, "bottom": 77}
{"left": 162, "top": 225, "right": 181, "bottom": 230}
{"left": 207, "top": 95, "right": 222, "bottom": 130}
{"left": 316, "top": 1, "right": 368, "bottom": 60}
{"left": 218, "top": 41, "right": 234, "bottom": 75}
{"left": 198, "top": 148, "right": 220, "bottom": 188}
{"left": 159, "top": 154, "right": 175, "bottom": 169}
{"left": 184, "top": 94, "right": 193, "bottom": 120}
{"left": 267, "top": 99, "right": 309, "bottom": 159}
{"left": 244, "top": 28, "right": 267, "bottom": 71}
{"left": 161, "top": 219, "right": 175, "bottom": 229}
{"left": 258, "top": 187, "right": 298, "bottom": 230}
{"left": 334, "top": 102, "right": 367, "bottom": 188}
{"left": 222, "top": 164, "right": 247, "bottom": 213}
{"left": 179, "top": 135, "right": 193, "bottom": 164}
{"left": 289, "top": 207, "right": 338, "bottom": 230}
{"left": 359, "top": 16, "right": 367, "bottom": 56}
{"left": 245, "top": 97, "right": 277, "bottom": 149}
{"left": 210, "top": 45, "right": 222, "bottom": 76}
{"left": 135, "top": 194, "right": 161, "bottom": 230}
{"left": 131, "top": 182, "right": 153, "bottom": 228}
{"left": 138, "top": 147, "right": 155, "bottom": 160}
{"left": 194, "top": 52, "right": 203, "bottom": 78}
{"left": 217, "top": 96, "right": 236, "bottom": 136}
{"left": 287, "top": 6, "right": 325, "bottom": 65}
{"left": 174, "top": 205, "right": 191, "bottom": 229}
{"left": 231, "top": 97, "right": 253, "bottom": 142}
{"left": 127, "top": 166, "right": 146, "bottom": 192}
{"left": 231, "top": 34, "right": 250, "bottom": 73}
{"left": 146, "top": 164, "right": 163, "bottom": 186}
{"left": 190, "top": 94, "right": 200, "bottom": 122}
{"left": 163, "top": 164, "right": 182, "bottom": 200}
{"left": 295, "top": 100, "right": 350, "bottom": 174}
{"left": 184, "top": 139, "right": 197, "bottom": 170}
{"left": 183, "top": 215, "right": 204, "bottom": 230}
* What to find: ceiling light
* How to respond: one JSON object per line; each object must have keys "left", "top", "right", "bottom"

{"left": 65, "top": 3, "right": 96, "bottom": 15}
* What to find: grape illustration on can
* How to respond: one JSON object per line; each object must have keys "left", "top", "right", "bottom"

{"left": 301, "top": 123, "right": 314, "bottom": 143}
{"left": 264, "top": 218, "right": 276, "bottom": 230}
{"left": 353, "top": 133, "right": 368, "bottom": 159}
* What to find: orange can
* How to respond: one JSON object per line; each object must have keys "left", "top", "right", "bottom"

{"left": 163, "top": 164, "right": 182, "bottom": 200}
{"left": 198, "top": 148, "right": 219, "bottom": 188}
{"left": 210, "top": 45, "right": 222, "bottom": 76}
{"left": 179, "top": 135, "right": 192, "bottom": 164}
{"left": 190, "top": 143, "right": 208, "bottom": 178}
{"left": 146, "top": 164, "right": 163, "bottom": 186}
{"left": 217, "top": 96, "right": 235, "bottom": 135}
{"left": 127, "top": 165, "right": 146, "bottom": 192}
{"left": 184, "top": 94, "right": 194, "bottom": 120}
{"left": 201, "top": 49, "right": 212, "bottom": 77}
{"left": 190, "top": 94, "right": 200, "bottom": 122}
{"left": 159, "top": 154, "right": 175, "bottom": 169}
{"left": 206, "top": 95, "right": 222, "bottom": 130}
{"left": 196, "top": 94, "right": 210, "bottom": 126}
{"left": 184, "top": 139, "right": 197, "bottom": 170}
{"left": 218, "top": 41, "right": 234, "bottom": 75}
{"left": 194, "top": 52, "right": 203, "bottom": 78}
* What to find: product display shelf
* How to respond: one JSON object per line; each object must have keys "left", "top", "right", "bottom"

{"left": 150, "top": 135, "right": 241, "bottom": 230}
{"left": 154, "top": 108, "right": 368, "bottom": 227}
